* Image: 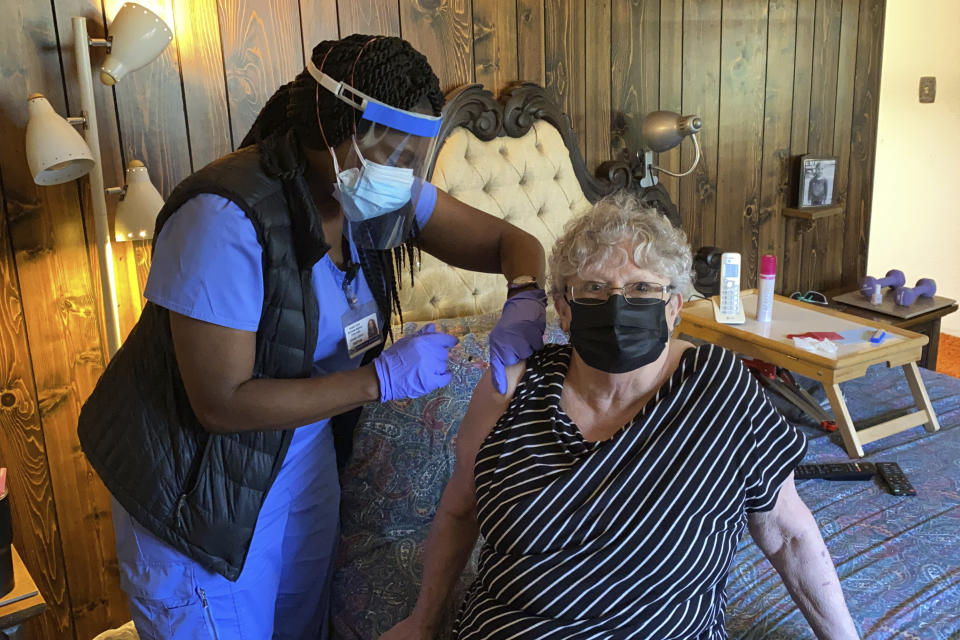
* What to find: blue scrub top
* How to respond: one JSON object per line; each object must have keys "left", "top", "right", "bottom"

{"left": 144, "top": 182, "right": 436, "bottom": 461}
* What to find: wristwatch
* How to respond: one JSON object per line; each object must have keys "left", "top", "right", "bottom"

{"left": 507, "top": 275, "right": 541, "bottom": 292}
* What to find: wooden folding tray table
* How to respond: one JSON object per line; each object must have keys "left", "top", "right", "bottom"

{"left": 678, "top": 291, "right": 940, "bottom": 458}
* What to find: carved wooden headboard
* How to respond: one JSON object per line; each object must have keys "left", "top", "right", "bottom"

{"left": 397, "top": 82, "right": 679, "bottom": 323}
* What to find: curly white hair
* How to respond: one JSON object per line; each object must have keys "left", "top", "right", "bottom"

{"left": 548, "top": 190, "right": 693, "bottom": 297}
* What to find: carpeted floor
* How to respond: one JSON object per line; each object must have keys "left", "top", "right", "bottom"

{"left": 937, "top": 332, "right": 960, "bottom": 378}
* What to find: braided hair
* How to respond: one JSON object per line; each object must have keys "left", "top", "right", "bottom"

{"left": 240, "top": 34, "right": 445, "bottom": 333}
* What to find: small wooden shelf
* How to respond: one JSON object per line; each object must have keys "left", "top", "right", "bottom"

{"left": 782, "top": 205, "right": 844, "bottom": 220}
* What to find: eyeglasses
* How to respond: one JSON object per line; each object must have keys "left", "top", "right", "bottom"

{"left": 568, "top": 281, "right": 674, "bottom": 306}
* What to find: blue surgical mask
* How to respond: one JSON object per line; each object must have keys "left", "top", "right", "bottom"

{"left": 333, "top": 138, "right": 415, "bottom": 223}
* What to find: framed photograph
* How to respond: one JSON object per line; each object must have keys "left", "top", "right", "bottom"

{"left": 798, "top": 155, "right": 837, "bottom": 208}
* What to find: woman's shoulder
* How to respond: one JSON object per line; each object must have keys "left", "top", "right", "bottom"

{"left": 678, "top": 342, "right": 746, "bottom": 380}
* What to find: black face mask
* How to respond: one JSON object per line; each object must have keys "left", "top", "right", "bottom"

{"left": 567, "top": 296, "right": 669, "bottom": 373}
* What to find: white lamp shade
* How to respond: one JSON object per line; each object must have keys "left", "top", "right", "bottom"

{"left": 100, "top": 3, "right": 173, "bottom": 86}
{"left": 25, "top": 94, "right": 95, "bottom": 185}
{"left": 115, "top": 160, "right": 164, "bottom": 241}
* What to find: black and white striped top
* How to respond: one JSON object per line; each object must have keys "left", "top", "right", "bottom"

{"left": 454, "top": 343, "right": 806, "bottom": 640}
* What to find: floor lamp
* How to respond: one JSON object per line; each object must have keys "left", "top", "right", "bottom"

{"left": 25, "top": 3, "right": 172, "bottom": 358}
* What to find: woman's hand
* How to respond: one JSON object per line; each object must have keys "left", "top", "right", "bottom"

{"left": 374, "top": 323, "right": 459, "bottom": 402}
{"left": 378, "top": 616, "right": 434, "bottom": 640}
{"left": 489, "top": 289, "right": 547, "bottom": 394}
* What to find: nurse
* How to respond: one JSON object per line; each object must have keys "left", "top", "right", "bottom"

{"left": 78, "top": 35, "right": 547, "bottom": 639}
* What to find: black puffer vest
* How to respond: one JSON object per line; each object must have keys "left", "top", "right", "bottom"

{"left": 78, "top": 140, "right": 331, "bottom": 581}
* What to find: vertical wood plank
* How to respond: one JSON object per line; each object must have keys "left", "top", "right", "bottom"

{"left": 474, "top": 0, "right": 519, "bottom": 94}
{"left": 544, "top": 0, "right": 586, "bottom": 152}
{"left": 517, "top": 0, "right": 546, "bottom": 85}
{"left": 585, "top": 0, "right": 612, "bottom": 172}
{"left": 0, "top": 173, "right": 70, "bottom": 640}
{"left": 679, "top": 0, "right": 721, "bottom": 249}
{"left": 399, "top": 0, "right": 474, "bottom": 94}
{"left": 300, "top": 0, "right": 340, "bottom": 60}
{"left": 658, "top": 0, "right": 684, "bottom": 202}
{"left": 801, "top": 0, "right": 842, "bottom": 291}
{"left": 112, "top": 0, "right": 192, "bottom": 197}
{"left": 174, "top": 0, "right": 233, "bottom": 167}
{"left": 824, "top": 0, "right": 859, "bottom": 291}
{"left": 842, "top": 0, "right": 884, "bottom": 288}
{"left": 337, "top": 0, "right": 401, "bottom": 37}
{"left": 611, "top": 0, "right": 660, "bottom": 159}
{"left": 0, "top": 2, "right": 127, "bottom": 637}
{"left": 219, "top": 0, "right": 305, "bottom": 148}
{"left": 715, "top": 0, "right": 768, "bottom": 286}
{"left": 757, "top": 0, "right": 798, "bottom": 292}
{"left": 782, "top": 0, "right": 815, "bottom": 295}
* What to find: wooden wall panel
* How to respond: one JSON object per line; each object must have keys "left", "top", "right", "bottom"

{"left": 829, "top": 0, "right": 860, "bottom": 287}
{"left": 0, "top": 2, "right": 888, "bottom": 637}
{"left": 544, "top": 0, "right": 586, "bottom": 153}
{"left": 611, "top": 0, "right": 660, "bottom": 160}
{"left": 584, "top": 0, "right": 612, "bottom": 172}
{"left": 843, "top": 0, "right": 884, "bottom": 287}
{"left": 658, "top": 0, "right": 684, "bottom": 200}
{"left": 517, "top": 0, "right": 546, "bottom": 86}
{"left": 0, "top": 171, "right": 70, "bottom": 640}
{"left": 679, "top": 0, "right": 722, "bottom": 250}
{"left": 219, "top": 0, "right": 305, "bottom": 147}
{"left": 473, "top": 0, "right": 519, "bottom": 93}
{"left": 801, "top": 0, "right": 842, "bottom": 290}
{"left": 338, "top": 0, "right": 401, "bottom": 37}
{"left": 0, "top": 2, "right": 126, "bottom": 638}
{"left": 783, "top": 0, "right": 816, "bottom": 294}
{"left": 115, "top": 0, "right": 192, "bottom": 197}
{"left": 175, "top": 0, "right": 234, "bottom": 169}
{"left": 400, "top": 0, "right": 474, "bottom": 93}
{"left": 715, "top": 0, "right": 768, "bottom": 286}
{"left": 757, "top": 0, "right": 799, "bottom": 289}
{"left": 300, "top": 0, "right": 341, "bottom": 60}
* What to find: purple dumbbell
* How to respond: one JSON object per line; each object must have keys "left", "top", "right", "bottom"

{"left": 860, "top": 269, "right": 906, "bottom": 299}
{"left": 894, "top": 278, "right": 936, "bottom": 306}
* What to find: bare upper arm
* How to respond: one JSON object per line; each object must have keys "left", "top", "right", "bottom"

{"left": 747, "top": 473, "right": 818, "bottom": 554}
{"left": 440, "top": 362, "right": 525, "bottom": 519}
{"left": 168, "top": 310, "right": 256, "bottom": 431}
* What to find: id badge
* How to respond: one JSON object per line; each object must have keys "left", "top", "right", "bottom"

{"left": 342, "top": 300, "right": 381, "bottom": 359}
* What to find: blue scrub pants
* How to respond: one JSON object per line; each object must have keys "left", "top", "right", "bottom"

{"left": 112, "top": 424, "right": 340, "bottom": 639}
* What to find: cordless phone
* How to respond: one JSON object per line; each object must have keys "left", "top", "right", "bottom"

{"left": 713, "top": 252, "right": 745, "bottom": 324}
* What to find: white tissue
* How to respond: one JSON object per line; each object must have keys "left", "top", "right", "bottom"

{"left": 792, "top": 337, "right": 838, "bottom": 357}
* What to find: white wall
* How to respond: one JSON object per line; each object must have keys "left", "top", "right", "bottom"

{"left": 868, "top": 0, "right": 960, "bottom": 335}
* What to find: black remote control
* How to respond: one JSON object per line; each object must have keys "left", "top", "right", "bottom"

{"left": 794, "top": 462, "right": 875, "bottom": 480}
{"left": 875, "top": 462, "right": 917, "bottom": 496}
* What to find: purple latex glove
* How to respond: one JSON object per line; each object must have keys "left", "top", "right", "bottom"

{"left": 489, "top": 288, "right": 547, "bottom": 394}
{"left": 373, "top": 323, "right": 459, "bottom": 402}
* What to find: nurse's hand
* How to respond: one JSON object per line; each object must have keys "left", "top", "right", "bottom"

{"left": 374, "top": 323, "right": 459, "bottom": 402}
{"left": 489, "top": 288, "right": 547, "bottom": 394}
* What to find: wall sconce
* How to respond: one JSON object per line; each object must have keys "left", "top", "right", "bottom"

{"left": 100, "top": 2, "right": 173, "bottom": 85}
{"left": 638, "top": 110, "right": 703, "bottom": 188}
{"left": 23, "top": 3, "right": 171, "bottom": 357}
{"left": 110, "top": 160, "right": 164, "bottom": 242}
{"left": 25, "top": 95, "right": 96, "bottom": 184}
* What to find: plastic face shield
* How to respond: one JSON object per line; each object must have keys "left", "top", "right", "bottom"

{"left": 306, "top": 58, "right": 442, "bottom": 250}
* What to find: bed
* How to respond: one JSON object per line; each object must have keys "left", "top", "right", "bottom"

{"left": 331, "top": 84, "right": 960, "bottom": 639}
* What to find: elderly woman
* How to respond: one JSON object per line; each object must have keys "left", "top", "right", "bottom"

{"left": 382, "top": 192, "right": 858, "bottom": 639}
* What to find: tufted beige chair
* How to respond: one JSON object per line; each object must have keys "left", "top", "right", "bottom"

{"left": 398, "top": 120, "right": 592, "bottom": 321}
